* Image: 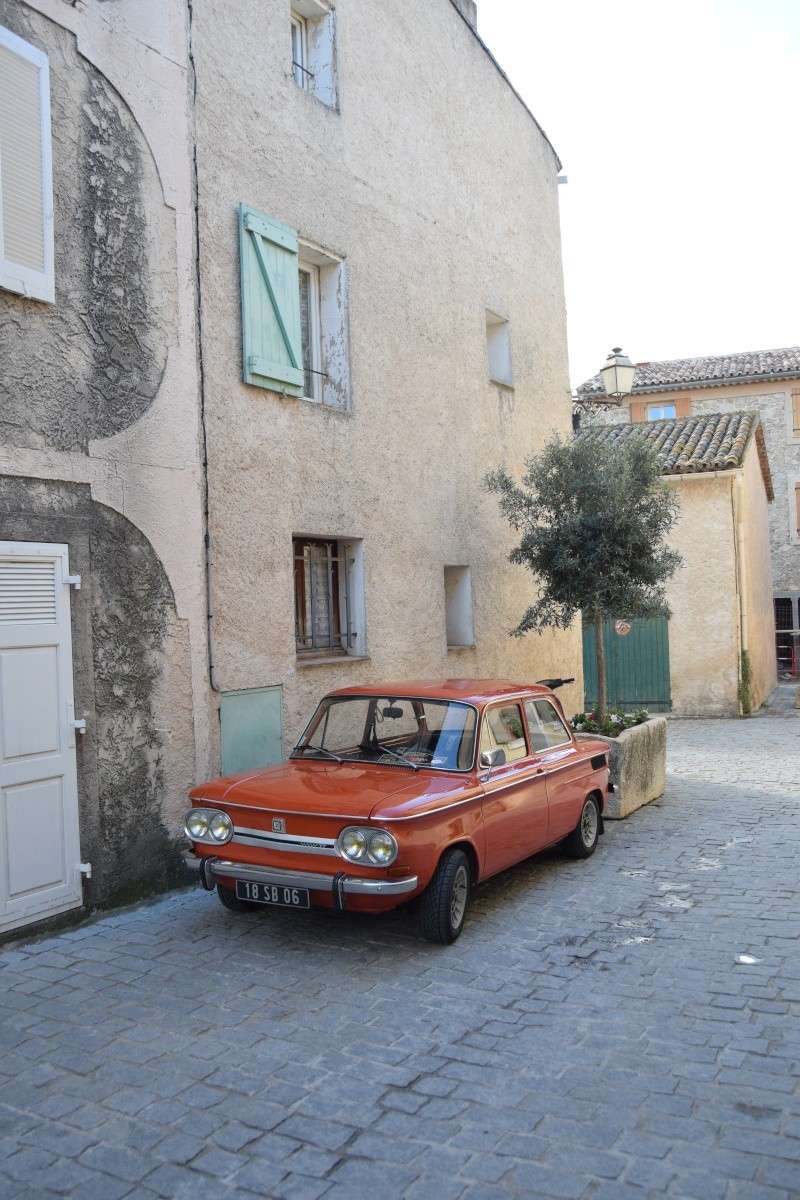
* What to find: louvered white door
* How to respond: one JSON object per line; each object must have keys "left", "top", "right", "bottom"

{"left": 0, "top": 542, "right": 82, "bottom": 932}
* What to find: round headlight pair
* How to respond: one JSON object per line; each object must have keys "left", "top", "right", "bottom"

{"left": 184, "top": 808, "right": 233, "bottom": 845}
{"left": 336, "top": 826, "right": 398, "bottom": 866}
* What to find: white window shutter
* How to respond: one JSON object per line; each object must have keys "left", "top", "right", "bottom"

{"left": 0, "top": 25, "right": 54, "bottom": 304}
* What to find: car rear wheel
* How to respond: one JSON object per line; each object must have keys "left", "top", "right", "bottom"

{"left": 563, "top": 796, "right": 601, "bottom": 859}
{"left": 216, "top": 884, "right": 260, "bottom": 913}
{"left": 418, "top": 848, "right": 471, "bottom": 944}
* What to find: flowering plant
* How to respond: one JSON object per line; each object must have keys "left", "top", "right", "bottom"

{"left": 571, "top": 709, "right": 649, "bottom": 737}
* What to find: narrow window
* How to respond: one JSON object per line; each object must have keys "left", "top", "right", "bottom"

{"left": 290, "top": 11, "right": 309, "bottom": 89}
{"left": 290, "top": 2, "right": 337, "bottom": 107}
{"left": 293, "top": 537, "right": 365, "bottom": 659}
{"left": 792, "top": 389, "right": 800, "bottom": 436}
{"left": 0, "top": 25, "right": 54, "bottom": 303}
{"left": 646, "top": 403, "right": 677, "bottom": 420}
{"left": 444, "top": 566, "right": 474, "bottom": 648}
{"left": 795, "top": 483, "right": 800, "bottom": 538}
{"left": 298, "top": 240, "right": 350, "bottom": 409}
{"left": 485, "top": 310, "right": 513, "bottom": 386}
{"left": 298, "top": 261, "right": 321, "bottom": 400}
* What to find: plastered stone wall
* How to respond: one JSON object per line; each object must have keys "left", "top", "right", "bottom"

{"left": 689, "top": 387, "right": 800, "bottom": 595}
{"left": 0, "top": 1, "right": 212, "bottom": 904}
{"left": 664, "top": 475, "right": 741, "bottom": 717}
{"left": 193, "top": 0, "right": 582, "bottom": 746}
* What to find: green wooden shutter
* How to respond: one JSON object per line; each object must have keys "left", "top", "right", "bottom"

{"left": 239, "top": 204, "right": 303, "bottom": 394}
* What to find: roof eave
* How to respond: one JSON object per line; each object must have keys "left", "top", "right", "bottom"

{"left": 577, "top": 368, "right": 800, "bottom": 399}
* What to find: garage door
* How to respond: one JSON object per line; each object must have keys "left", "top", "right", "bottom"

{"left": 0, "top": 542, "right": 83, "bottom": 933}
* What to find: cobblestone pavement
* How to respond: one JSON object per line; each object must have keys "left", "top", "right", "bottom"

{"left": 1, "top": 717, "right": 800, "bottom": 1200}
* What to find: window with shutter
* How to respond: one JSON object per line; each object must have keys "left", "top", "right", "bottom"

{"left": 239, "top": 204, "right": 303, "bottom": 394}
{"left": 0, "top": 26, "right": 54, "bottom": 304}
{"left": 792, "top": 390, "right": 800, "bottom": 435}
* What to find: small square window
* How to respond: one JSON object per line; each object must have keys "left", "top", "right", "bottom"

{"left": 444, "top": 566, "right": 474, "bottom": 648}
{"left": 293, "top": 536, "right": 365, "bottom": 658}
{"left": 485, "top": 310, "right": 513, "bottom": 387}
{"left": 290, "top": 1, "right": 337, "bottom": 108}
{"left": 646, "top": 403, "right": 676, "bottom": 420}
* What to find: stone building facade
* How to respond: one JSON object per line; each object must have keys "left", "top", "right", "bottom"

{"left": 1, "top": 0, "right": 578, "bottom": 934}
{"left": 0, "top": 0, "right": 210, "bottom": 935}
{"left": 578, "top": 348, "right": 800, "bottom": 682}
{"left": 191, "top": 0, "right": 581, "bottom": 761}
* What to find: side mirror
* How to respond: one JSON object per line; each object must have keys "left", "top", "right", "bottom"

{"left": 479, "top": 748, "right": 506, "bottom": 774}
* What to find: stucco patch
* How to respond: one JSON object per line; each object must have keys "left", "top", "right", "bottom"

{"left": 0, "top": 2, "right": 172, "bottom": 451}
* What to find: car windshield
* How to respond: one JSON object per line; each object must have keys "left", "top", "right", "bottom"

{"left": 292, "top": 696, "right": 478, "bottom": 772}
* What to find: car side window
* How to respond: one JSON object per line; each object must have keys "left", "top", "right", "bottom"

{"left": 480, "top": 703, "right": 528, "bottom": 764}
{"left": 525, "top": 699, "right": 571, "bottom": 751}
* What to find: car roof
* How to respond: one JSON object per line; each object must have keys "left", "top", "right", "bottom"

{"left": 325, "top": 679, "right": 555, "bottom": 707}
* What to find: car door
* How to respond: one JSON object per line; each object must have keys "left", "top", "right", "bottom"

{"left": 479, "top": 701, "right": 549, "bottom": 876}
{"left": 524, "top": 697, "right": 584, "bottom": 841}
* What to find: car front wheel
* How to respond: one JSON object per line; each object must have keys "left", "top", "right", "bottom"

{"left": 563, "top": 795, "right": 601, "bottom": 859}
{"left": 418, "top": 848, "right": 471, "bottom": 944}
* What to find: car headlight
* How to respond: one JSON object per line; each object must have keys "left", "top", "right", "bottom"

{"left": 185, "top": 808, "right": 233, "bottom": 845}
{"left": 336, "top": 826, "right": 398, "bottom": 867}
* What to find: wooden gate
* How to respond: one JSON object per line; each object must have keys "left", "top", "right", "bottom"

{"left": 583, "top": 615, "right": 672, "bottom": 712}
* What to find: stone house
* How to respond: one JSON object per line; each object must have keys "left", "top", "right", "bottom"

{"left": 578, "top": 347, "right": 800, "bottom": 680}
{"left": 578, "top": 412, "right": 777, "bottom": 718}
{"left": 0, "top": 0, "right": 578, "bottom": 935}
{"left": 191, "top": 0, "right": 581, "bottom": 764}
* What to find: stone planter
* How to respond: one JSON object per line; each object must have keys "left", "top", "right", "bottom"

{"left": 577, "top": 717, "right": 667, "bottom": 819}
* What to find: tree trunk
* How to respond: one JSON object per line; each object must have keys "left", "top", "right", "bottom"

{"left": 594, "top": 608, "right": 607, "bottom": 721}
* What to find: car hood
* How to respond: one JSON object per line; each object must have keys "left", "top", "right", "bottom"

{"left": 190, "top": 759, "right": 440, "bottom": 820}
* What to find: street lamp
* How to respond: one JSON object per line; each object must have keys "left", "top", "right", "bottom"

{"left": 599, "top": 347, "right": 636, "bottom": 400}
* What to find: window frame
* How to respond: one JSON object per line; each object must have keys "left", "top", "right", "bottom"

{"left": 293, "top": 536, "right": 348, "bottom": 657}
{"left": 479, "top": 701, "right": 530, "bottom": 765}
{"left": 485, "top": 309, "right": 514, "bottom": 388}
{"left": 646, "top": 402, "right": 677, "bottom": 421}
{"left": 294, "top": 695, "right": 480, "bottom": 774}
{"left": 290, "top": 11, "right": 310, "bottom": 90}
{"left": 0, "top": 25, "right": 54, "bottom": 304}
{"left": 524, "top": 697, "right": 573, "bottom": 753}
{"left": 298, "top": 258, "right": 322, "bottom": 402}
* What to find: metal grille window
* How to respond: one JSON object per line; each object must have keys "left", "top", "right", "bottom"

{"left": 294, "top": 537, "right": 352, "bottom": 656}
{"left": 775, "top": 597, "right": 794, "bottom": 631}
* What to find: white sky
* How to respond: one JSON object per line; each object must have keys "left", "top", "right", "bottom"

{"left": 477, "top": 0, "right": 800, "bottom": 388}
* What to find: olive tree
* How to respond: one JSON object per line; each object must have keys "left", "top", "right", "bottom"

{"left": 485, "top": 432, "right": 681, "bottom": 720}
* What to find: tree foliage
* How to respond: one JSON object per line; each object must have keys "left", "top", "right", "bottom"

{"left": 485, "top": 431, "right": 681, "bottom": 665}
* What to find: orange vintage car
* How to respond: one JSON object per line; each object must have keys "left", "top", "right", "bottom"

{"left": 185, "top": 679, "right": 610, "bottom": 943}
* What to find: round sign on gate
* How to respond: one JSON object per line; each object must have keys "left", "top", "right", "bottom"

{"left": 614, "top": 619, "right": 632, "bottom": 637}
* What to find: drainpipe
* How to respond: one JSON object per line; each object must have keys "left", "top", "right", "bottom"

{"left": 188, "top": 0, "right": 219, "bottom": 693}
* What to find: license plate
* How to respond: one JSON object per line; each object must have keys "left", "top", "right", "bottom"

{"left": 235, "top": 880, "right": 310, "bottom": 908}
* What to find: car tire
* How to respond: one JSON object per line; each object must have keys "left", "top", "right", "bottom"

{"left": 563, "top": 795, "right": 601, "bottom": 859}
{"left": 418, "top": 848, "right": 471, "bottom": 945}
{"left": 216, "top": 884, "right": 260, "bottom": 913}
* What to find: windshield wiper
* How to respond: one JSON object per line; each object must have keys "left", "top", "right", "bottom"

{"left": 292, "top": 743, "right": 343, "bottom": 763}
{"left": 375, "top": 743, "right": 420, "bottom": 771}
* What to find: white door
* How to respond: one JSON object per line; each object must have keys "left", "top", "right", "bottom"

{"left": 0, "top": 542, "right": 83, "bottom": 933}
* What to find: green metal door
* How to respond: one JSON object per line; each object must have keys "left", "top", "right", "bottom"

{"left": 583, "top": 616, "right": 671, "bottom": 712}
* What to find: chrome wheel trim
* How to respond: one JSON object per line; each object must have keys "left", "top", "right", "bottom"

{"left": 450, "top": 864, "right": 469, "bottom": 930}
{"left": 581, "top": 800, "right": 598, "bottom": 847}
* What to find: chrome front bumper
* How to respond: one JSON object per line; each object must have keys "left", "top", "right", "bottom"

{"left": 193, "top": 855, "right": 419, "bottom": 905}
